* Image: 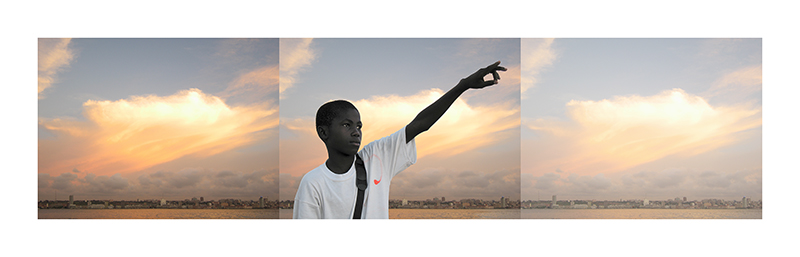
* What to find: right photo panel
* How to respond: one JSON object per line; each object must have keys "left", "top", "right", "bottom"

{"left": 520, "top": 39, "right": 762, "bottom": 218}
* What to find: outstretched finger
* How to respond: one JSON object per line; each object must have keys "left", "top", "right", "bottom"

{"left": 485, "top": 61, "right": 501, "bottom": 70}
{"left": 495, "top": 65, "right": 507, "bottom": 72}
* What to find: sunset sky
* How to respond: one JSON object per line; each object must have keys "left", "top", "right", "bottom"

{"left": 521, "top": 38, "right": 762, "bottom": 201}
{"left": 279, "top": 38, "right": 521, "bottom": 201}
{"left": 36, "top": 38, "right": 763, "bottom": 203}
{"left": 38, "top": 38, "right": 280, "bottom": 201}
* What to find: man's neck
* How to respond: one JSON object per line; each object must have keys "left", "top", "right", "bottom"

{"left": 325, "top": 153, "right": 355, "bottom": 174}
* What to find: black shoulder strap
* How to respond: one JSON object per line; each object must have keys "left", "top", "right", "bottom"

{"left": 353, "top": 154, "right": 367, "bottom": 219}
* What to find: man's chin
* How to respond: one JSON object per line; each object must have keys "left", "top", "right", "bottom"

{"left": 349, "top": 147, "right": 360, "bottom": 155}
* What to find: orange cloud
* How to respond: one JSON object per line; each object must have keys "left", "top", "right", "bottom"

{"left": 39, "top": 88, "right": 279, "bottom": 176}
{"left": 356, "top": 89, "right": 519, "bottom": 159}
{"left": 279, "top": 38, "right": 315, "bottom": 97}
{"left": 38, "top": 38, "right": 74, "bottom": 99}
{"left": 527, "top": 88, "right": 761, "bottom": 175}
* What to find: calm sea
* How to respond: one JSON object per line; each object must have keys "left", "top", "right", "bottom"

{"left": 281, "top": 208, "right": 761, "bottom": 219}
{"left": 38, "top": 209, "right": 279, "bottom": 219}
{"left": 521, "top": 208, "right": 762, "bottom": 219}
{"left": 39, "top": 208, "right": 761, "bottom": 219}
{"left": 279, "top": 209, "right": 520, "bottom": 219}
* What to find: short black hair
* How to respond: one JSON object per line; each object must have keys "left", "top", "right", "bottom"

{"left": 316, "top": 100, "right": 358, "bottom": 128}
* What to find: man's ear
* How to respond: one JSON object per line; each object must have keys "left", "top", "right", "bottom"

{"left": 317, "top": 125, "right": 328, "bottom": 141}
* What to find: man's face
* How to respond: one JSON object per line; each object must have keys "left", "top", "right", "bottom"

{"left": 324, "top": 108, "right": 362, "bottom": 156}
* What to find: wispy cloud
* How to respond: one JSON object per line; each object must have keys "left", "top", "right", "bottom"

{"left": 527, "top": 88, "right": 761, "bottom": 176}
{"left": 521, "top": 38, "right": 556, "bottom": 98}
{"left": 704, "top": 65, "right": 762, "bottom": 102}
{"left": 219, "top": 65, "right": 280, "bottom": 104}
{"left": 279, "top": 38, "right": 316, "bottom": 97}
{"left": 39, "top": 88, "right": 279, "bottom": 176}
{"left": 457, "top": 38, "right": 505, "bottom": 59}
{"left": 38, "top": 38, "right": 74, "bottom": 99}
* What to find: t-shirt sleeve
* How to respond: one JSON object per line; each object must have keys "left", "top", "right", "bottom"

{"left": 361, "top": 126, "right": 417, "bottom": 178}
{"left": 293, "top": 176, "right": 322, "bottom": 219}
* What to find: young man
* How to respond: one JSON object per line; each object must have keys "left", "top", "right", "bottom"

{"left": 293, "top": 61, "right": 507, "bottom": 219}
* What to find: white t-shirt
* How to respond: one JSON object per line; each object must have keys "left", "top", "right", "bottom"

{"left": 293, "top": 127, "right": 417, "bottom": 219}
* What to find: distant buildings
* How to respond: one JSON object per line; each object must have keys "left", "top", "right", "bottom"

{"left": 39, "top": 198, "right": 279, "bottom": 209}
{"left": 519, "top": 196, "right": 762, "bottom": 210}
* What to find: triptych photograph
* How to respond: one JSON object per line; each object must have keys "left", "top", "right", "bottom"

{"left": 38, "top": 38, "right": 762, "bottom": 219}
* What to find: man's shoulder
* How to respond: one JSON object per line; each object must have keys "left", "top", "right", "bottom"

{"left": 361, "top": 126, "right": 408, "bottom": 152}
{"left": 298, "top": 164, "right": 331, "bottom": 188}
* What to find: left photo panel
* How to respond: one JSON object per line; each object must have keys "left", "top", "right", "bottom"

{"left": 38, "top": 38, "right": 280, "bottom": 218}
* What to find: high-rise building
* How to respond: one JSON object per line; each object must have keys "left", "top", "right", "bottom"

{"left": 69, "top": 195, "right": 74, "bottom": 207}
{"left": 552, "top": 195, "right": 557, "bottom": 208}
{"left": 161, "top": 199, "right": 166, "bottom": 206}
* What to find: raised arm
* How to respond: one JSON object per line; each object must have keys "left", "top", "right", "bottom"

{"left": 405, "top": 61, "right": 507, "bottom": 143}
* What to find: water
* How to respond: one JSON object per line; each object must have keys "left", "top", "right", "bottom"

{"left": 38, "top": 209, "right": 279, "bottom": 219}
{"left": 40, "top": 208, "right": 761, "bottom": 219}
{"left": 521, "top": 208, "right": 762, "bottom": 219}
{"left": 390, "top": 209, "right": 520, "bottom": 219}
{"left": 280, "top": 209, "right": 521, "bottom": 219}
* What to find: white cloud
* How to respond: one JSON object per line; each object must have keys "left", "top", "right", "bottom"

{"left": 38, "top": 38, "right": 74, "bottom": 99}
{"left": 527, "top": 88, "right": 761, "bottom": 175}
